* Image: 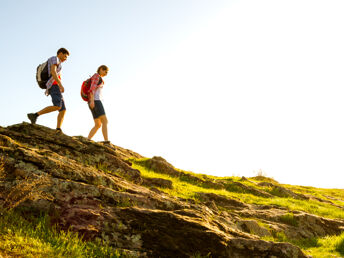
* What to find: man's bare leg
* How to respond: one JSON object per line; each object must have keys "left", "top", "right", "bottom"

{"left": 57, "top": 110, "right": 66, "bottom": 129}
{"left": 28, "top": 106, "right": 60, "bottom": 124}
{"left": 37, "top": 106, "right": 60, "bottom": 115}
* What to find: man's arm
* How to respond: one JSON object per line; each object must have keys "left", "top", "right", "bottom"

{"left": 50, "top": 64, "right": 64, "bottom": 93}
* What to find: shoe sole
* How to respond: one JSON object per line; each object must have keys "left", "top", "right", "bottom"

{"left": 27, "top": 114, "right": 36, "bottom": 124}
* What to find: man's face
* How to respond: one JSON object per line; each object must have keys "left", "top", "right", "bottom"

{"left": 58, "top": 53, "right": 69, "bottom": 62}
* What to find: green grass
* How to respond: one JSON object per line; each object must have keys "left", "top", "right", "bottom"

{"left": 262, "top": 231, "right": 289, "bottom": 243}
{"left": 0, "top": 209, "right": 123, "bottom": 258}
{"left": 286, "top": 184, "right": 344, "bottom": 207}
{"left": 130, "top": 159, "right": 344, "bottom": 257}
{"left": 262, "top": 232, "right": 319, "bottom": 248}
{"left": 300, "top": 232, "right": 344, "bottom": 257}
{"left": 1, "top": 156, "right": 343, "bottom": 257}
{"left": 279, "top": 212, "right": 298, "bottom": 227}
{"left": 262, "top": 228, "right": 344, "bottom": 257}
{"left": 131, "top": 161, "right": 344, "bottom": 220}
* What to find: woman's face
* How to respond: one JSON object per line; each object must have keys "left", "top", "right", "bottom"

{"left": 99, "top": 69, "right": 108, "bottom": 77}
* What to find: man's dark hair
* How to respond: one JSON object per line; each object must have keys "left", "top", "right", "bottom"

{"left": 57, "top": 48, "right": 70, "bottom": 55}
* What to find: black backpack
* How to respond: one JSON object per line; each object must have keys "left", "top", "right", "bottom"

{"left": 36, "top": 61, "right": 50, "bottom": 89}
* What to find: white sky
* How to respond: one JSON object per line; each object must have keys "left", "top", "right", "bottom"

{"left": 1, "top": 0, "right": 344, "bottom": 189}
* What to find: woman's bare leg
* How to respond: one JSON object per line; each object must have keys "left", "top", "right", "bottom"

{"left": 88, "top": 118, "right": 102, "bottom": 140}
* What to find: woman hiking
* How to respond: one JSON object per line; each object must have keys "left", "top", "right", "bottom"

{"left": 87, "top": 65, "right": 110, "bottom": 143}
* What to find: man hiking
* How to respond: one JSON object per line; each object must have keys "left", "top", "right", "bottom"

{"left": 27, "top": 48, "right": 69, "bottom": 132}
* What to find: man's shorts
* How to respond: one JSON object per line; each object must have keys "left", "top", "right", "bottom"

{"left": 89, "top": 100, "right": 106, "bottom": 119}
{"left": 48, "top": 85, "right": 66, "bottom": 111}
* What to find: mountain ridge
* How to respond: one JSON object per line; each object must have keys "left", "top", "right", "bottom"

{"left": 0, "top": 122, "right": 343, "bottom": 257}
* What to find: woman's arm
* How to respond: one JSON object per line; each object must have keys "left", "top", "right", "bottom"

{"left": 89, "top": 92, "right": 95, "bottom": 109}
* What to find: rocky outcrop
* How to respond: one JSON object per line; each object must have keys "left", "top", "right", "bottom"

{"left": 140, "top": 156, "right": 180, "bottom": 176}
{"left": 2, "top": 122, "right": 341, "bottom": 257}
{"left": 138, "top": 157, "right": 274, "bottom": 197}
{"left": 257, "top": 182, "right": 308, "bottom": 200}
{"left": 236, "top": 219, "right": 272, "bottom": 237}
{"left": 222, "top": 180, "right": 274, "bottom": 197}
{"left": 136, "top": 156, "right": 225, "bottom": 189}
{"left": 197, "top": 192, "right": 249, "bottom": 209}
{"left": 235, "top": 208, "right": 344, "bottom": 240}
{"left": 142, "top": 177, "right": 173, "bottom": 189}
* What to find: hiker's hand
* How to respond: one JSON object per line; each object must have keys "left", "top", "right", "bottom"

{"left": 59, "top": 85, "right": 65, "bottom": 93}
{"left": 90, "top": 101, "right": 95, "bottom": 109}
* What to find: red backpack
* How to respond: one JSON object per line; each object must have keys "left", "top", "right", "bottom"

{"left": 81, "top": 76, "right": 103, "bottom": 101}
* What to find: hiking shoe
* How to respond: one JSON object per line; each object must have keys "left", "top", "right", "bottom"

{"left": 101, "top": 141, "right": 115, "bottom": 150}
{"left": 27, "top": 113, "right": 38, "bottom": 124}
{"left": 56, "top": 128, "right": 63, "bottom": 134}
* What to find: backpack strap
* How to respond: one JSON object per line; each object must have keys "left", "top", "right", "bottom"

{"left": 98, "top": 77, "right": 103, "bottom": 85}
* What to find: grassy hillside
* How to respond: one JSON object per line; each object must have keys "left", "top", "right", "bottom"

{"left": 130, "top": 158, "right": 344, "bottom": 258}
{"left": 0, "top": 211, "right": 122, "bottom": 258}
{"left": 0, "top": 123, "right": 343, "bottom": 257}
{"left": 0, "top": 156, "right": 343, "bottom": 257}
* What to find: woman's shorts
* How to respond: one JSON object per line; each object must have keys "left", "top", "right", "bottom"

{"left": 89, "top": 100, "right": 106, "bottom": 119}
{"left": 49, "top": 85, "right": 66, "bottom": 111}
